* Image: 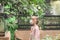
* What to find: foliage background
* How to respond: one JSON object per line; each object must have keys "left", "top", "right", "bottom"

{"left": 0, "top": 0, "right": 48, "bottom": 40}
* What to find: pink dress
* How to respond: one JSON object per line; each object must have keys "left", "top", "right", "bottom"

{"left": 30, "top": 25, "right": 40, "bottom": 40}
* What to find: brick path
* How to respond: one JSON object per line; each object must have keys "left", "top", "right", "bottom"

{"left": 15, "top": 30, "right": 60, "bottom": 40}
{"left": 40, "top": 30, "right": 60, "bottom": 39}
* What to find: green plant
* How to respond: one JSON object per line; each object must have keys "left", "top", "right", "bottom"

{"left": 0, "top": 0, "right": 48, "bottom": 40}
{"left": 41, "top": 34, "right": 60, "bottom": 40}
{"left": 41, "top": 35, "right": 53, "bottom": 40}
{"left": 5, "top": 16, "right": 18, "bottom": 40}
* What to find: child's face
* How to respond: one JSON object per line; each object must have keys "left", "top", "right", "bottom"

{"left": 30, "top": 16, "right": 38, "bottom": 25}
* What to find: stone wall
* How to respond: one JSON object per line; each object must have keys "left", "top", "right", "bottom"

{"left": 0, "top": 37, "right": 9, "bottom": 40}
{"left": 0, "top": 31, "right": 10, "bottom": 40}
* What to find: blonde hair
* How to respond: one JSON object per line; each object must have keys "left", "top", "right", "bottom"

{"left": 31, "top": 16, "right": 38, "bottom": 19}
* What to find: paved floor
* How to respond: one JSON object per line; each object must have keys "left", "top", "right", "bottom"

{"left": 40, "top": 30, "right": 60, "bottom": 39}
{"left": 15, "top": 30, "right": 60, "bottom": 40}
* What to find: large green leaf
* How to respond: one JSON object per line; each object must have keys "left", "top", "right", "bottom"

{"left": 4, "top": 5, "right": 10, "bottom": 8}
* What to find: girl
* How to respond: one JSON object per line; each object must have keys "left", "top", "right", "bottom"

{"left": 29, "top": 16, "right": 40, "bottom": 40}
